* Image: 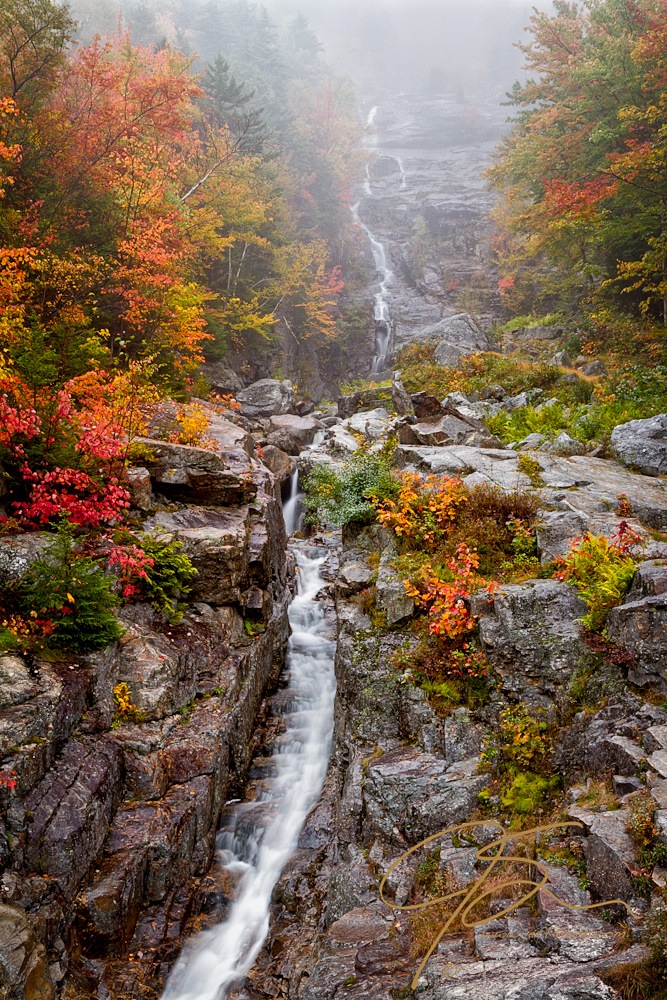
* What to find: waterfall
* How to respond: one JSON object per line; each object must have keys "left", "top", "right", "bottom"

{"left": 354, "top": 102, "right": 394, "bottom": 374}
{"left": 396, "top": 156, "right": 407, "bottom": 190}
{"left": 281, "top": 431, "right": 325, "bottom": 538}
{"left": 282, "top": 469, "right": 301, "bottom": 536}
{"left": 160, "top": 547, "right": 336, "bottom": 1000}
{"left": 350, "top": 200, "right": 393, "bottom": 374}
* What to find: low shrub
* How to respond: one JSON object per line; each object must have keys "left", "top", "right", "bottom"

{"left": 19, "top": 521, "right": 123, "bottom": 652}
{"left": 481, "top": 704, "right": 551, "bottom": 774}
{"left": 628, "top": 794, "right": 667, "bottom": 871}
{"left": 480, "top": 704, "right": 557, "bottom": 823}
{"left": 375, "top": 472, "right": 467, "bottom": 549}
{"left": 404, "top": 544, "right": 493, "bottom": 641}
{"left": 553, "top": 523, "right": 642, "bottom": 631}
{"left": 451, "top": 484, "right": 539, "bottom": 577}
{"left": 517, "top": 454, "right": 545, "bottom": 487}
{"left": 302, "top": 453, "right": 400, "bottom": 527}
{"left": 139, "top": 534, "right": 198, "bottom": 624}
{"left": 487, "top": 403, "right": 568, "bottom": 445}
{"left": 602, "top": 901, "right": 667, "bottom": 999}
{"left": 487, "top": 362, "right": 667, "bottom": 450}
{"left": 500, "top": 312, "right": 565, "bottom": 333}
{"left": 396, "top": 343, "right": 564, "bottom": 401}
{"left": 501, "top": 771, "right": 558, "bottom": 816}
{"left": 112, "top": 682, "right": 144, "bottom": 725}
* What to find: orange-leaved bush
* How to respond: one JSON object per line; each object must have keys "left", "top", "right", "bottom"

{"left": 374, "top": 472, "right": 467, "bottom": 549}
{"left": 404, "top": 543, "right": 498, "bottom": 641}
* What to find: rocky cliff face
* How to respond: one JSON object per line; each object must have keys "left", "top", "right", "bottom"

{"left": 357, "top": 95, "right": 506, "bottom": 363}
{"left": 0, "top": 413, "right": 293, "bottom": 1000}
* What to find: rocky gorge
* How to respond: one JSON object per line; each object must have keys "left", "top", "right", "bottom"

{"left": 231, "top": 375, "right": 667, "bottom": 1000}
{"left": 2, "top": 358, "right": 667, "bottom": 1000}
{"left": 2, "top": 96, "right": 667, "bottom": 1000}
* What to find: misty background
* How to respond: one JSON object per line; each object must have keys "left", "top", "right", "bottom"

{"left": 69, "top": 0, "right": 551, "bottom": 102}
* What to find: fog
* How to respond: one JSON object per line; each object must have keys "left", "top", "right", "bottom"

{"left": 259, "top": 0, "right": 543, "bottom": 98}
{"left": 71, "top": 0, "right": 552, "bottom": 100}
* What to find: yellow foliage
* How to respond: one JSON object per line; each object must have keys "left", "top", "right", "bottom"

{"left": 169, "top": 403, "right": 217, "bottom": 449}
{"left": 375, "top": 472, "right": 467, "bottom": 549}
{"left": 112, "top": 682, "right": 144, "bottom": 723}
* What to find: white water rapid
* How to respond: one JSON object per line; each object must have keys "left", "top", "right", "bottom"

{"left": 161, "top": 547, "right": 336, "bottom": 1000}
{"left": 281, "top": 430, "right": 325, "bottom": 537}
{"left": 282, "top": 469, "right": 301, "bottom": 536}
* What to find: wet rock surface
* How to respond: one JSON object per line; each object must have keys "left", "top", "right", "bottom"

{"left": 236, "top": 379, "right": 296, "bottom": 419}
{"left": 4, "top": 91, "right": 667, "bottom": 1000}
{"left": 355, "top": 96, "right": 506, "bottom": 354}
{"left": 476, "top": 579, "right": 592, "bottom": 707}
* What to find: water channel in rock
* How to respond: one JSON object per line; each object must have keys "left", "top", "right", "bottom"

{"left": 161, "top": 535, "right": 336, "bottom": 1000}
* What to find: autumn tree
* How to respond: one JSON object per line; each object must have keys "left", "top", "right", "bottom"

{"left": 489, "top": 0, "right": 667, "bottom": 323}
{"left": 0, "top": 0, "right": 74, "bottom": 107}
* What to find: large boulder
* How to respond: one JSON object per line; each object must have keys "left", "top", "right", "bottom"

{"left": 611, "top": 413, "right": 667, "bottom": 476}
{"left": 537, "top": 863, "right": 618, "bottom": 962}
{"left": 328, "top": 424, "right": 361, "bottom": 454}
{"left": 236, "top": 379, "right": 295, "bottom": 418}
{"left": 476, "top": 579, "right": 592, "bottom": 706}
{"left": 343, "top": 408, "right": 391, "bottom": 441}
{"left": 584, "top": 810, "right": 637, "bottom": 903}
{"left": 606, "top": 592, "right": 667, "bottom": 690}
{"left": 394, "top": 444, "right": 533, "bottom": 491}
{"left": 133, "top": 438, "right": 257, "bottom": 506}
{"left": 260, "top": 445, "right": 294, "bottom": 482}
{"left": 363, "top": 747, "right": 487, "bottom": 844}
{"left": 421, "top": 313, "right": 492, "bottom": 363}
{"left": 143, "top": 506, "right": 253, "bottom": 606}
{"left": 406, "top": 412, "right": 498, "bottom": 449}
{"left": 434, "top": 341, "right": 467, "bottom": 368}
{"left": 267, "top": 414, "right": 321, "bottom": 455}
{"left": 199, "top": 362, "right": 243, "bottom": 395}
{"left": 115, "top": 623, "right": 198, "bottom": 721}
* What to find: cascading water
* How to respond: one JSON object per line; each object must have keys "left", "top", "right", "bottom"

{"left": 354, "top": 103, "right": 397, "bottom": 374}
{"left": 282, "top": 469, "right": 301, "bottom": 536}
{"left": 161, "top": 543, "right": 336, "bottom": 1000}
{"left": 396, "top": 156, "right": 408, "bottom": 190}
{"left": 281, "top": 430, "right": 326, "bottom": 536}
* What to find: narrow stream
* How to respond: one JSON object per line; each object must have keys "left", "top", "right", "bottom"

{"left": 161, "top": 542, "right": 336, "bottom": 1000}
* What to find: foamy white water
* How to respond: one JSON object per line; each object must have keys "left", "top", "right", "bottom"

{"left": 161, "top": 549, "right": 336, "bottom": 1000}
{"left": 282, "top": 469, "right": 301, "bottom": 536}
{"left": 281, "top": 431, "right": 325, "bottom": 537}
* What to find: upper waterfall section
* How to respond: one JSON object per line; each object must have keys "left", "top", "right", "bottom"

{"left": 352, "top": 94, "right": 507, "bottom": 360}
